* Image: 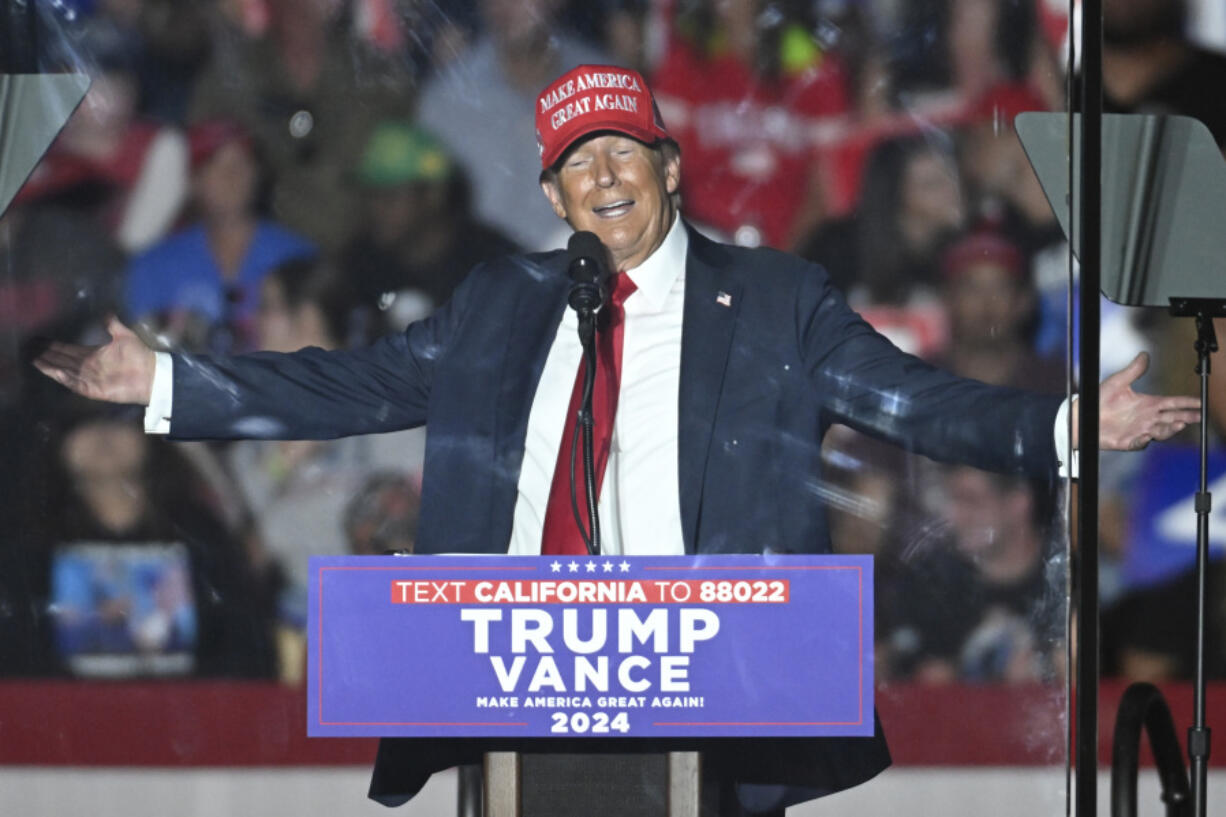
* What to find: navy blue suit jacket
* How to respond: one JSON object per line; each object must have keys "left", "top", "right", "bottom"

{"left": 168, "top": 224, "right": 1063, "bottom": 804}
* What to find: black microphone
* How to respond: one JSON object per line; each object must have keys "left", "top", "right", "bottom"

{"left": 567, "top": 231, "right": 610, "bottom": 314}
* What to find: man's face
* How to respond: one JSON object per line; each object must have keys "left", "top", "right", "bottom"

{"left": 901, "top": 151, "right": 964, "bottom": 235}
{"left": 946, "top": 261, "right": 1030, "bottom": 344}
{"left": 366, "top": 183, "right": 437, "bottom": 246}
{"left": 541, "top": 134, "right": 680, "bottom": 271}
{"left": 1104, "top": 0, "right": 1185, "bottom": 44}
{"left": 943, "top": 467, "right": 1032, "bottom": 563}
{"left": 194, "top": 140, "right": 257, "bottom": 218}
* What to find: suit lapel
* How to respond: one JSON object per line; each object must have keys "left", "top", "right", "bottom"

{"left": 495, "top": 253, "right": 570, "bottom": 488}
{"left": 678, "top": 227, "right": 743, "bottom": 553}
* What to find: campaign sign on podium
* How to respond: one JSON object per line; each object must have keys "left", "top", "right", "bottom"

{"left": 308, "top": 554, "right": 872, "bottom": 738}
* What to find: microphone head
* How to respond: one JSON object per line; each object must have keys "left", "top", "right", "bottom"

{"left": 567, "top": 231, "right": 609, "bottom": 285}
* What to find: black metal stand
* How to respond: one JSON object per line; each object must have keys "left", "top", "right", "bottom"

{"left": 1167, "top": 297, "right": 1226, "bottom": 817}
{"left": 570, "top": 310, "right": 601, "bottom": 556}
{"left": 1111, "top": 682, "right": 1191, "bottom": 817}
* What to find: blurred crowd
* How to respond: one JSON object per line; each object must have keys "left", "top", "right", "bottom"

{"left": 1, "top": 0, "right": 1224, "bottom": 686}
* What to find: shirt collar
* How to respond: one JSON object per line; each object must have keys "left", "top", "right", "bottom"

{"left": 622, "top": 214, "right": 687, "bottom": 312}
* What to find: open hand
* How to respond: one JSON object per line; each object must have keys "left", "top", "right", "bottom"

{"left": 1093, "top": 352, "right": 1202, "bottom": 451}
{"left": 32, "top": 316, "right": 157, "bottom": 406}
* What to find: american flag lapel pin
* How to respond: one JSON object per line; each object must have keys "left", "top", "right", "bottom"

{"left": 716, "top": 291, "right": 732, "bottom": 307}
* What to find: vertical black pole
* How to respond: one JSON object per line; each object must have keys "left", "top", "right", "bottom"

{"left": 1064, "top": 11, "right": 1078, "bottom": 815}
{"left": 1076, "top": 0, "right": 1103, "bottom": 814}
{"left": 1190, "top": 314, "right": 1215, "bottom": 817}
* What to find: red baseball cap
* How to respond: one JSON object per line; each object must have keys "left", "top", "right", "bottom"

{"left": 535, "top": 64, "right": 672, "bottom": 169}
{"left": 188, "top": 119, "right": 253, "bottom": 171}
{"left": 942, "top": 231, "right": 1025, "bottom": 281}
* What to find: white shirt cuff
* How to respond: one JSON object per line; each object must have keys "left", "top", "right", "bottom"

{"left": 1054, "top": 396, "right": 1079, "bottom": 480}
{"left": 143, "top": 351, "right": 174, "bottom": 435}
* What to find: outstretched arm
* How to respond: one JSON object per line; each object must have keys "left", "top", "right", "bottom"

{"left": 797, "top": 266, "right": 1200, "bottom": 476}
{"left": 32, "top": 259, "right": 489, "bottom": 441}
{"left": 32, "top": 317, "right": 157, "bottom": 406}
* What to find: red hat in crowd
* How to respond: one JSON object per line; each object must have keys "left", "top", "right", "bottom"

{"left": 188, "top": 119, "right": 253, "bottom": 171}
{"left": 942, "top": 231, "right": 1025, "bottom": 281}
{"left": 534, "top": 64, "right": 673, "bottom": 169}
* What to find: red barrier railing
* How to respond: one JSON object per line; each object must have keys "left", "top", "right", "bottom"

{"left": 0, "top": 679, "right": 1220, "bottom": 767}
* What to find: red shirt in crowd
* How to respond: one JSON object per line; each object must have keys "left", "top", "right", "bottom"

{"left": 651, "top": 35, "right": 852, "bottom": 249}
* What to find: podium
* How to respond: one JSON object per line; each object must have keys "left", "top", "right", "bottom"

{"left": 308, "top": 553, "right": 874, "bottom": 816}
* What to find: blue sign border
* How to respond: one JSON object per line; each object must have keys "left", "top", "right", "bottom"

{"left": 308, "top": 554, "right": 873, "bottom": 738}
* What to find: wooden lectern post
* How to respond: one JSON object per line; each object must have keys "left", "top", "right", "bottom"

{"left": 482, "top": 751, "right": 715, "bottom": 816}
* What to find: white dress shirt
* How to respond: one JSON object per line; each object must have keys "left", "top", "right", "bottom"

{"left": 507, "top": 216, "right": 690, "bottom": 556}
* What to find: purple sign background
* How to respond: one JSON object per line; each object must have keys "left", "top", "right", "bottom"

{"left": 308, "top": 554, "right": 872, "bottom": 738}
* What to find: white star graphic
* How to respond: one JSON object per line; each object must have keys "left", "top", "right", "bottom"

{"left": 619, "top": 560, "right": 631, "bottom": 573}
{"left": 568, "top": 561, "right": 580, "bottom": 573}
{"left": 602, "top": 561, "right": 615, "bottom": 573}
{"left": 550, "top": 561, "right": 562, "bottom": 573}
{"left": 585, "top": 561, "right": 597, "bottom": 573}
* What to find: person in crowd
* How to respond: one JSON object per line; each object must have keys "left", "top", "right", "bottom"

{"left": 376, "top": 0, "right": 481, "bottom": 76}
{"left": 958, "top": 84, "right": 1056, "bottom": 250}
{"left": 593, "top": 0, "right": 652, "bottom": 75}
{"left": 881, "top": 467, "right": 1063, "bottom": 683}
{"left": 649, "top": 0, "right": 853, "bottom": 250}
{"left": 887, "top": 0, "right": 1063, "bottom": 112}
{"left": 341, "top": 121, "right": 519, "bottom": 327}
{"left": 0, "top": 206, "right": 126, "bottom": 406}
{"left": 33, "top": 63, "right": 1200, "bottom": 814}
{"left": 225, "top": 258, "right": 425, "bottom": 628}
{"left": 4, "top": 406, "right": 276, "bottom": 678}
{"left": 798, "top": 133, "right": 964, "bottom": 359}
{"left": 1104, "top": 555, "right": 1226, "bottom": 681}
{"left": 825, "top": 229, "right": 1063, "bottom": 649}
{"left": 0, "top": 204, "right": 126, "bottom": 648}
{"left": 934, "top": 229, "right": 1063, "bottom": 391}
{"left": 958, "top": 81, "right": 1071, "bottom": 349}
{"left": 189, "top": 0, "right": 414, "bottom": 250}
{"left": 872, "top": 232, "right": 1066, "bottom": 683}
{"left": 344, "top": 471, "right": 422, "bottom": 556}
{"left": 1096, "top": 0, "right": 1226, "bottom": 148}
{"left": 414, "top": 0, "right": 611, "bottom": 250}
{"left": 86, "top": 0, "right": 214, "bottom": 124}
{"left": 15, "top": 17, "right": 188, "bottom": 254}
{"left": 124, "top": 119, "right": 316, "bottom": 355}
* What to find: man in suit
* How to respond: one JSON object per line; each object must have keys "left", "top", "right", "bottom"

{"left": 35, "top": 64, "right": 1199, "bottom": 814}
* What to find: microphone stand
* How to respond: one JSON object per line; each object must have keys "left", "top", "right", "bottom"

{"left": 566, "top": 238, "right": 607, "bottom": 557}
{"left": 572, "top": 307, "right": 601, "bottom": 556}
{"left": 1168, "top": 296, "right": 1225, "bottom": 817}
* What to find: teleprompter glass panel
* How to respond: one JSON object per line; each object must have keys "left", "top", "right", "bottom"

{"left": 0, "top": 0, "right": 1109, "bottom": 814}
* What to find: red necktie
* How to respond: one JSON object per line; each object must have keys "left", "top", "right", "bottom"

{"left": 540, "top": 272, "right": 638, "bottom": 554}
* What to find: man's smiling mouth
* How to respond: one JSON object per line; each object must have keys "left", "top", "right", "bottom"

{"left": 593, "top": 200, "right": 634, "bottom": 218}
